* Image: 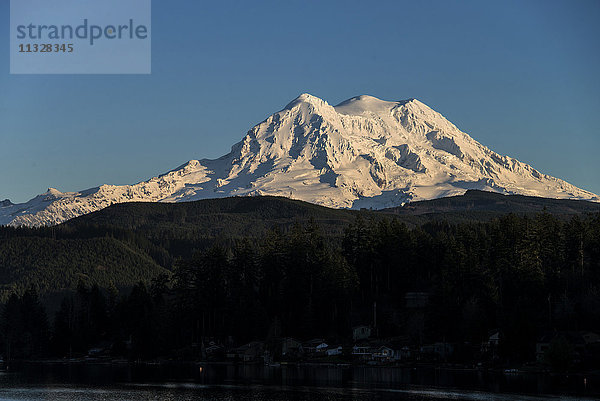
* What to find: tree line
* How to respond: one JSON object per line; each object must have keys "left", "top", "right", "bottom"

{"left": 1, "top": 211, "right": 599, "bottom": 366}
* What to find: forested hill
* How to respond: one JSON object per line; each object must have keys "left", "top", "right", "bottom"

{"left": 0, "top": 237, "right": 167, "bottom": 301}
{"left": 384, "top": 190, "right": 600, "bottom": 219}
{"left": 0, "top": 196, "right": 360, "bottom": 301}
{"left": 0, "top": 193, "right": 598, "bottom": 303}
{"left": 51, "top": 190, "right": 600, "bottom": 235}
{"left": 0, "top": 197, "right": 598, "bottom": 367}
{"left": 62, "top": 195, "right": 358, "bottom": 236}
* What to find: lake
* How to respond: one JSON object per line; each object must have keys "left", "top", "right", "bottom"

{"left": 0, "top": 363, "right": 597, "bottom": 400}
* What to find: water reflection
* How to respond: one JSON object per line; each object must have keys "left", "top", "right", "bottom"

{"left": 0, "top": 364, "right": 597, "bottom": 401}
{"left": 0, "top": 384, "right": 597, "bottom": 401}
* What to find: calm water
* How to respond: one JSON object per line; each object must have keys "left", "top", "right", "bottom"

{"left": 0, "top": 363, "right": 597, "bottom": 401}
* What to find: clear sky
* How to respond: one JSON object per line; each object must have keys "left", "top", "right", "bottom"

{"left": 1, "top": 0, "right": 599, "bottom": 203}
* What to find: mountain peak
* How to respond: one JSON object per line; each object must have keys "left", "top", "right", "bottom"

{"left": 335, "top": 94, "right": 401, "bottom": 116}
{"left": 46, "top": 188, "right": 63, "bottom": 195}
{"left": 334, "top": 95, "right": 431, "bottom": 117}
{"left": 283, "top": 93, "right": 330, "bottom": 111}
{"left": 2, "top": 92, "right": 598, "bottom": 227}
{"left": 400, "top": 97, "right": 434, "bottom": 110}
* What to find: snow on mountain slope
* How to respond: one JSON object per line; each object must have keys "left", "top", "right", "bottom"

{"left": 1, "top": 93, "right": 598, "bottom": 227}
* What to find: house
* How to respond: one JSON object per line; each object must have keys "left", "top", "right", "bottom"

{"left": 353, "top": 325, "right": 371, "bottom": 341}
{"left": 582, "top": 332, "right": 600, "bottom": 345}
{"left": 536, "top": 332, "right": 587, "bottom": 362}
{"left": 86, "top": 341, "right": 112, "bottom": 358}
{"left": 488, "top": 331, "right": 500, "bottom": 347}
{"left": 393, "top": 346, "right": 412, "bottom": 361}
{"left": 481, "top": 330, "right": 501, "bottom": 354}
{"left": 352, "top": 344, "right": 372, "bottom": 359}
{"left": 316, "top": 342, "right": 328, "bottom": 353}
{"left": 204, "top": 341, "right": 224, "bottom": 359}
{"left": 87, "top": 347, "right": 108, "bottom": 357}
{"left": 381, "top": 337, "right": 411, "bottom": 361}
{"left": 326, "top": 345, "right": 343, "bottom": 356}
{"left": 303, "top": 339, "right": 328, "bottom": 354}
{"left": 226, "top": 341, "right": 264, "bottom": 362}
{"left": 281, "top": 337, "right": 303, "bottom": 356}
{"left": 372, "top": 346, "right": 394, "bottom": 362}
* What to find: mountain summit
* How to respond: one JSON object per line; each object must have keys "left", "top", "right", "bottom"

{"left": 2, "top": 94, "right": 598, "bottom": 227}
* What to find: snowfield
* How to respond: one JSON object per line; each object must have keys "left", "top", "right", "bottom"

{"left": 2, "top": 93, "right": 598, "bottom": 227}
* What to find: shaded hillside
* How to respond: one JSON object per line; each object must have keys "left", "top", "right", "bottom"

{"left": 0, "top": 197, "right": 360, "bottom": 300}
{"left": 55, "top": 196, "right": 361, "bottom": 265}
{"left": 0, "top": 236, "right": 168, "bottom": 301}
{"left": 62, "top": 192, "right": 600, "bottom": 238}
{"left": 63, "top": 195, "right": 358, "bottom": 237}
{"left": 382, "top": 190, "right": 600, "bottom": 220}
{"left": 1, "top": 194, "right": 599, "bottom": 302}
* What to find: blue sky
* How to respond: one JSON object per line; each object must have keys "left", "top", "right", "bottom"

{"left": 1, "top": 0, "right": 599, "bottom": 203}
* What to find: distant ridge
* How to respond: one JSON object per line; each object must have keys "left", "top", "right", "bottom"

{"left": 383, "top": 190, "right": 600, "bottom": 217}
{"left": 62, "top": 192, "right": 599, "bottom": 236}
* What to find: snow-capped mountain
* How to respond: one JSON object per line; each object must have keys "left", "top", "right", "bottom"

{"left": 2, "top": 93, "right": 598, "bottom": 227}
